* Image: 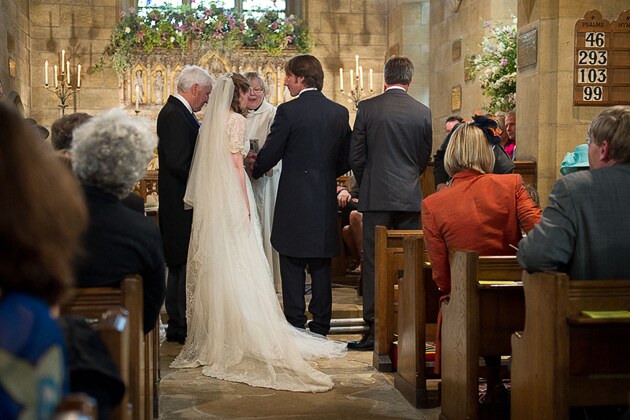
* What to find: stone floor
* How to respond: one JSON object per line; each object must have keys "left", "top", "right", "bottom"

{"left": 158, "top": 281, "right": 440, "bottom": 419}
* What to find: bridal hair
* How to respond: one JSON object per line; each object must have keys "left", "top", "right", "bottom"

{"left": 230, "top": 73, "right": 250, "bottom": 116}
{"left": 284, "top": 54, "right": 324, "bottom": 91}
{"left": 72, "top": 109, "right": 156, "bottom": 198}
{"left": 177, "top": 65, "right": 214, "bottom": 93}
{"left": 51, "top": 112, "right": 92, "bottom": 151}
{"left": 445, "top": 123, "right": 496, "bottom": 177}
{"left": 0, "top": 102, "right": 87, "bottom": 305}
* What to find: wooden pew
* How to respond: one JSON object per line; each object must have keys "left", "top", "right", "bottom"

{"left": 61, "top": 276, "right": 148, "bottom": 420}
{"left": 394, "top": 235, "right": 441, "bottom": 408}
{"left": 440, "top": 251, "right": 524, "bottom": 420}
{"left": 421, "top": 160, "right": 537, "bottom": 199}
{"left": 511, "top": 272, "right": 630, "bottom": 420}
{"left": 373, "top": 226, "right": 423, "bottom": 371}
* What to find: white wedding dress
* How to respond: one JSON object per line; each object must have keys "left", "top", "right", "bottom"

{"left": 170, "top": 75, "right": 346, "bottom": 392}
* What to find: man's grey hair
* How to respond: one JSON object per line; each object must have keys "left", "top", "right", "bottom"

{"left": 71, "top": 109, "right": 156, "bottom": 198}
{"left": 177, "top": 65, "right": 214, "bottom": 93}
{"left": 384, "top": 56, "right": 414, "bottom": 86}
{"left": 244, "top": 71, "right": 268, "bottom": 95}
{"left": 590, "top": 105, "right": 630, "bottom": 164}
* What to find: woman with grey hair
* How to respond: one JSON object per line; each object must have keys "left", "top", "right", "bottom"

{"left": 71, "top": 109, "right": 165, "bottom": 334}
{"left": 243, "top": 71, "right": 281, "bottom": 291}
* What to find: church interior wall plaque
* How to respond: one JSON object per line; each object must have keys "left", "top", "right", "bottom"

{"left": 451, "top": 85, "right": 462, "bottom": 112}
{"left": 452, "top": 39, "right": 462, "bottom": 62}
{"left": 517, "top": 28, "right": 537, "bottom": 69}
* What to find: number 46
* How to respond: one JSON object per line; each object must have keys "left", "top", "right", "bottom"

{"left": 585, "top": 32, "right": 605, "bottom": 48}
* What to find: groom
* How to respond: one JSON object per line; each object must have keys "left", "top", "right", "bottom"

{"left": 251, "top": 54, "right": 351, "bottom": 336}
{"left": 157, "top": 65, "right": 213, "bottom": 343}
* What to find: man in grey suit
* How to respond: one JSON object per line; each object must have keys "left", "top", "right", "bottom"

{"left": 518, "top": 105, "right": 630, "bottom": 280}
{"left": 348, "top": 56, "right": 433, "bottom": 350}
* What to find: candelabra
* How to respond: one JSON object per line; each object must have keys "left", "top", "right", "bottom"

{"left": 44, "top": 49, "right": 81, "bottom": 116}
{"left": 339, "top": 55, "right": 375, "bottom": 109}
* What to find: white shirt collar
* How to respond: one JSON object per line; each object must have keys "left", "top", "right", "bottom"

{"left": 298, "top": 87, "right": 318, "bottom": 97}
{"left": 385, "top": 86, "right": 407, "bottom": 92}
{"left": 173, "top": 93, "right": 193, "bottom": 113}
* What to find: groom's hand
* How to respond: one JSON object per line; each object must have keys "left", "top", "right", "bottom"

{"left": 245, "top": 151, "right": 257, "bottom": 176}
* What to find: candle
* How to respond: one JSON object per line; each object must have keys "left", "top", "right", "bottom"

{"left": 61, "top": 50, "right": 65, "bottom": 70}
{"left": 350, "top": 69, "right": 354, "bottom": 90}
{"left": 77, "top": 64, "right": 81, "bottom": 88}
{"left": 54, "top": 65, "right": 58, "bottom": 88}
{"left": 355, "top": 55, "right": 359, "bottom": 76}
{"left": 339, "top": 68, "right": 344, "bottom": 91}
{"left": 359, "top": 66, "right": 364, "bottom": 90}
{"left": 135, "top": 85, "right": 140, "bottom": 111}
{"left": 67, "top": 61, "right": 70, "bottom": 85}
{"left": 369, "top": 68, "right": 373, "bottom": 92}
{"left": 45, "top": 60, "right": 49, "bottom": 86}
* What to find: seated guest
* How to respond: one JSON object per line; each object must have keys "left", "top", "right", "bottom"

{"left": 422, "top": 116, "right": 541, "bottom": 293}
{"left": 337, "top": 176, "right": 361, "bottom": 272}
{"left": 518, "top": 105, "right": 630, "bottom": 280}
{"left": 433, "top": 115, "right": 514, "bottom": 191}
{"left": 421, "top": 117, "right": 541, "bottom": 391}
{"left": 51, "top": 112, "right": 145, "bottom": 213}
{"left": 0, "top": 103, "right": 88, "bottom": 418}
{"left": 71, "top": 109, "right": 165, "bottom": 334}
{"left": 503, "top": 111, "right": 517, "bottom": 160}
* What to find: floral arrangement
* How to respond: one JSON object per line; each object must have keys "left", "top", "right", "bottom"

{"left": 469, "top": 20, "right": 517, "bottom": 113}
{"left": 104, "top": 5, "right": 312, "bottom": 73}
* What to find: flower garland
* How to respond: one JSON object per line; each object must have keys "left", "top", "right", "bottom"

{"left": 103, "top": 5, "right": 312, "bottom": 73}
{"left": 470, "top": 20, "right": 517, "bottom": 113}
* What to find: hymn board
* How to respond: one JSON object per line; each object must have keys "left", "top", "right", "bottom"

{"left": 574, "top": 10, "right": 630, "bottom": 106}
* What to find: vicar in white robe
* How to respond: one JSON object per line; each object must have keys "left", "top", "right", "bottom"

{"left": 244, "top": 72, "right": 281, "bottom": 291}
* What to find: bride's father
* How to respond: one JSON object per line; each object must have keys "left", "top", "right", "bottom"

{"left": 157, "top": 65, "right": 213, "bottom": 344}
{"left": 252, "top": 54, "right": 351, "bottom": 336}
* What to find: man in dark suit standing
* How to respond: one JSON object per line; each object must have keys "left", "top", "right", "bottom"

{"left": 251, "top": 54, "right": 351, "bottom": 336}
{"left": 157, "top": 65, "right": 213, "bottom": 343}
{"left": 348, "top": 56, "right": 433, "bottom": 350}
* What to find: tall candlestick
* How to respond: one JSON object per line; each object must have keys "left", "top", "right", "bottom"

{"left": 339, "top": 68, "right": 344, "bottom": 91}
{"left": 61, "top": 50, "right": 65, "bottom": 70}
{"left": 359, "top": 66, "right": 364, "bottom": 90}
{"left": 369, "top": 68, "right": 373, "bottom": 92}
{"left": 67, "top": 61, "right": 71, "bottom": 85}
{"left": 135, "top": 85, "right": 140, "bottom": 111}
{"left": 45, "top": 60, "right": 49, "bottom": 86}
{"left": 77, "top": 64, "right": 81, "bottom": 88}
{"left": 350, "top": 69, "right": 354, "bottom": 90}
{"left": 355, "top": 55, "right": 359, "bottom": 76}
{"left": 54, "top": 65, "right": 58, "bottom": 88}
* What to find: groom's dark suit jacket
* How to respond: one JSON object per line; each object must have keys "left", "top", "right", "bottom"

{"left": 252, "top": 90, "right": 351, "bottom": 258}
{"left": 157, "top": 95, "right": 200, "bottom": 267}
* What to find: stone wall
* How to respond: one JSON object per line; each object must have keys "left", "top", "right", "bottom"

{"left": 29, "top": 0, "right": 121, "bottom": 128}
{"left": 429, "top": 0, "right": 516, "bottom": 148}
{"left": 0, "top": 0, "right": 31, "bottom": 113}
{"left": 517, "top": 0, "right": 629, "bottom": 205}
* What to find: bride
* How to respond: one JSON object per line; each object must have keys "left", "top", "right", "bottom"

{"left": 170, "top": 73, "right": 346, "bottom": 392}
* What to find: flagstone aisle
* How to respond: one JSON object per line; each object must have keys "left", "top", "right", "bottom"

{"left": 158, "top": 286, "right": 440, "bottom": 419}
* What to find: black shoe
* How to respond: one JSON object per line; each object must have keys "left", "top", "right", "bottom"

{"left": 306, "top": 321, "right": 328, "bottom": 337}
{"left": 347, "top": 334, "right": 374, "bottom": 351}
{"left": 167, "top": 333, "right": 186, "bottom": 344}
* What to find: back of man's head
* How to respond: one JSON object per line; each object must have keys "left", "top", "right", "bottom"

{"left": 284, "top": 54, "right": 324, "bottom": 91}
{"left": 177, "top": 65, "right": 213, "bottom": 94}
{"left": 384, "top": 56, "right": 414, "bottom": 86}
{"left": 590, "top": 105, "right": 630, "bottom": 164}
{"left": 51, "top": 113, "right": 92, "bottom": 151}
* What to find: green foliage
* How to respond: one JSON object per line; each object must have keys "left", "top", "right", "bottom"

{"left": 102, "top": 5, "right": 312, "bottom": 73}
{"left": 470, "top": 20, "right": 517, "bottom": 113}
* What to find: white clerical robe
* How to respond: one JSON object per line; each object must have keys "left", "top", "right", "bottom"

{"left": 245, "top": 100, "right": 282, "bottom": 291}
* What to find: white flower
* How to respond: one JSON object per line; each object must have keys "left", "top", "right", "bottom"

{"left": 170, "top": 36, "right": 175, "bottom": 43}
{"left": 125, "top": 27, "right": 131, "bottom": 34}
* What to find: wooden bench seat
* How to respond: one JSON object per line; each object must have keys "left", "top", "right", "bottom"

{"left": 374, "top": 226, "right": 423, "bottom": 371}
{"left": 440, "top": 250, "right": 524, "bottom": 420}
{"left": 394, "top": 235, "right": 441, "bottom": 408}
{"left": 61, "top": 276, "right": 156, "bottom": 420}
{"left": 511, "top": 272, "right": 630, "bottom": 420}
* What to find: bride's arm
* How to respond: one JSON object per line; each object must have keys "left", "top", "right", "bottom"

{"left": 228, "top": 114, "right": 251, "bottom": 217}
{"left": 231, "top": 152, "right": 250, "bottom": 216}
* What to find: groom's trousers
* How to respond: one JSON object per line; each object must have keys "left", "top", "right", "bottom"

{"left": 279, "top": 255, "right": 332, "bottom": 336}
